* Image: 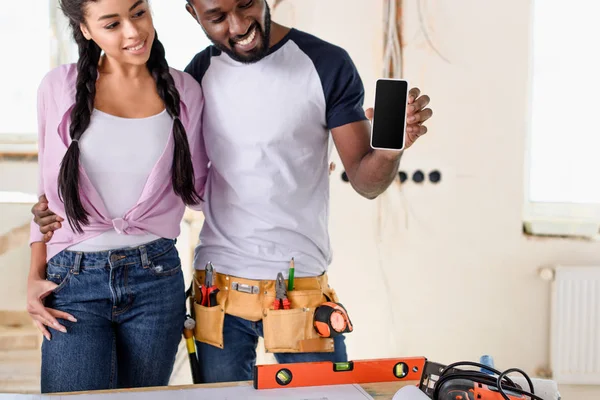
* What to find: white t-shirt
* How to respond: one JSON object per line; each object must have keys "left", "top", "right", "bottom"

{"left": 185, "top": 28, "right": 367, "bottom": 279}
{"left": 68, "top": 109, "right": 172, "bottom": 251}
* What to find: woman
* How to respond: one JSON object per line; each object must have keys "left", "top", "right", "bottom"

{"left": 26, "top": 0, "right": 208, "bottom": 393}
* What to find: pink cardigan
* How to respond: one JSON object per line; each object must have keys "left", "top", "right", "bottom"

{"left": 30, "top": 64, "right": 208, "bottom": 260}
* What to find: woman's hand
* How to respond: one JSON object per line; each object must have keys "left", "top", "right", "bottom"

{"left": 26, "top": 277, "right": 77, "bottom": 340}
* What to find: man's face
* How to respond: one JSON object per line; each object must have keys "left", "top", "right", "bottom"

{"left": 187, "top": 0, "right": 271, "bottom": 64}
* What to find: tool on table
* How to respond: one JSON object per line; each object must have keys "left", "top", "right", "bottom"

{"left": 273, "top": 272, "right": 291, "bottom": 310}
{"left": 434, "top": 376, "right": 529, "bottom": 400}
{"left": 288, "top": 257, "right": 295, "bottom": 291}
{"left": 183, "top": 316, "right": 201, "bottom": 384}
{"left": 199, "top": 262, "right": 219, "bottom": 307}
{"left": 253, "top": 357, "right": 427, "bottom": 389}
{"left": 419, "top": 361, "right": 542, "bottom": 400}
{"left": 313, "top": 302, "right": 353, "bottom": 338}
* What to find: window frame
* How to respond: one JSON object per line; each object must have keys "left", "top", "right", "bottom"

{"left": 522, "top": 0, "right": 600, "bottom": 239}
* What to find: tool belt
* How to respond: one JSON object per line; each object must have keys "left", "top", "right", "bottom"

{"left": 188, "top": 270, "right": 342, "bottom": 353}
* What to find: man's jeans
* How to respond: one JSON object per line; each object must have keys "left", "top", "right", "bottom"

{"left": 195, "top": 313, "right": 348, "bottom": 383}
{"left": 41, "top": 238, "right": 186, "bottom": 393}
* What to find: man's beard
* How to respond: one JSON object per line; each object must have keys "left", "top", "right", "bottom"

{"left": 204, "top": 3, "right": 272, "bottom": 64}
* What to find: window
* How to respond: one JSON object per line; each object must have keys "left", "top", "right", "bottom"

{"left": 0, "top": 1, "right": 56, "bottom": 149}
{"left": 524, "top": 0, "right": 600, "bottom": 238}
{"left": 0, "top": 0, "right": 210, "bottom": 151}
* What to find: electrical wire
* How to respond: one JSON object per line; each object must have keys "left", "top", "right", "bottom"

{"left": 416, "top": 0, "right": 450, "bottom": 64}
{"left": 497, "top": 368, "right": 537, "bottom": 400}
{"left": 383, "top": 0, "right": 403, "bottom": 78}
{"left": 432, "top": 361, "right": 545, "bottom": 400}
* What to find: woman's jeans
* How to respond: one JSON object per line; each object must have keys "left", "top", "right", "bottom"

{"left": 41, "top": 238, "right": 186, "bottom": 393}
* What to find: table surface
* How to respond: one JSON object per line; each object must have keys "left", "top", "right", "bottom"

{"left": 51, "top": 380, "right": 417, "bottom": 400}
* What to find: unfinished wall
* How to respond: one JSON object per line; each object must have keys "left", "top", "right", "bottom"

{"left": 273, "top": 1, "right": 600, "bottom": 398}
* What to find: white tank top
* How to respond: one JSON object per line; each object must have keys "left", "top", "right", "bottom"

{"left": 68, "top": 108, "right": 172, "bottom": 252}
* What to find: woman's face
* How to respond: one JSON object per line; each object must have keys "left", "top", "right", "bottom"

{"left": 80, "top": 0, "right": 155, "bottom": 66}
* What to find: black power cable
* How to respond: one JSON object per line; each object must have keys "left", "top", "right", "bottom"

{"left": 432, "top": 361, "right": 546, "bottom": 400}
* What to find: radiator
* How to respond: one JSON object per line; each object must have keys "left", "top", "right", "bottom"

{"left": 550, "top": 266, "right": 600, "bottom": 384}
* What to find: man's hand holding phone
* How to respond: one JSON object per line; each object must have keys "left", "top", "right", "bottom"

{"left": 366, "top": 82, "right": 432, "bottom": 158}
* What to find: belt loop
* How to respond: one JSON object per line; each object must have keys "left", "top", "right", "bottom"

{"left": 140, "top": 245, "right": 149, "bottom": 268}
{"left": 73, "top": 252, "right": 82, "bottom": 275}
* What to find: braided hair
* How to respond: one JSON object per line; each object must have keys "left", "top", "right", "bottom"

{"left": 58, "top": 1, "right": 200, "bottom": 233}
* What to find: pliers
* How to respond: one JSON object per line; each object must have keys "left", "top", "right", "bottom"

{"left": 273, "top": 272, "right": 291, "bottom": 310}
{"left": 199, "top": 262, "right": 219, "bottom": 307}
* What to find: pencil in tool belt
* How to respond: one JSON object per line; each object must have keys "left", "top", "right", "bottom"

{"left": 288, "top": 257, "right": 295, "bottom": 291}
{"left": 183, "top": 317, "right": 201, "bottom": 384}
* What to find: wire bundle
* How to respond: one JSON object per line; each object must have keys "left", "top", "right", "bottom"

{"left": 383, "top": 0, "right": 403, "bottom": 78}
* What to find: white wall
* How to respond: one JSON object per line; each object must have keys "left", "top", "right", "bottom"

{"left": 273, "top": 0, "right": 600, "bottom": 399}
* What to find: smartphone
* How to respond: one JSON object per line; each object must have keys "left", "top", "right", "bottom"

{"left": 370, "top": 78, "right": 409, "bottom": 151}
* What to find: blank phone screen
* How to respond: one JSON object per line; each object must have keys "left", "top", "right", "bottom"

{"left": 371, "top": 79, "right": 408, "bottom": 150}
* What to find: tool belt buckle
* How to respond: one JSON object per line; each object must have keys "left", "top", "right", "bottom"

{"left": 231, "top": 282, "right": 259, "bottom": 294}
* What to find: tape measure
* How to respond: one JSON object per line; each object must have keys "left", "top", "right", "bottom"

{"left": 313, "top": 302, "right": 353, "bottom": 338}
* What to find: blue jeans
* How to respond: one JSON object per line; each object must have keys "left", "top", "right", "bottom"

{"left": 195, "top": 314, "right": 347, "bottom": 383}
{"left": 41, "top": 238, "right": 186, "bottom": 393}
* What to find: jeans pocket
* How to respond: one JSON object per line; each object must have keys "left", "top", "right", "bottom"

{"left": 146, "top": 245, "right": 182, "bottom": 277}
{"left": 46, "top": 263, "right": 72, "bottom": 294}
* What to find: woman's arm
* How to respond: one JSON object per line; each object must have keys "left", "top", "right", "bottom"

{"left": 26, "top": 74, "right": 76, "bottom": 340}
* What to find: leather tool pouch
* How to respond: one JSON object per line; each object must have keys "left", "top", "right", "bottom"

{"left": 190, "top": 275, "right": 226, "bottom": 349}
{"left": 263, "top": 288, "right": 336, "bottom": 353}
{"left": 189, "top": 270, "right": 343, "bottom": 353}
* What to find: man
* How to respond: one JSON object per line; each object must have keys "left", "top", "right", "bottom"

{"left": 32, "top": 0, "right": 433, "bottom": 383}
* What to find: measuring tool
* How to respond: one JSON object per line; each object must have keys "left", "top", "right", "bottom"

{"left": 313, "top": 302, "right": 353, "bottom": 337}
{"left": 253, "top": 357, "right": 427, "bottom": 389}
